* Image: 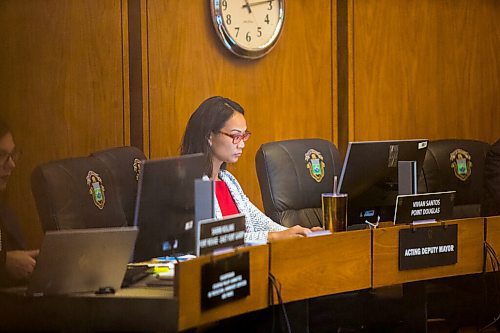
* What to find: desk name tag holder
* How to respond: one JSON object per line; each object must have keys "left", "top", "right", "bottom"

{"left": 196, "top": 213, "right": 246, "bottom": 257}
{"left": 201, "top": 251, "right": 250, "bottom": 311}
{"left": 393, "top": 191, "right": 456, "bottom": 225}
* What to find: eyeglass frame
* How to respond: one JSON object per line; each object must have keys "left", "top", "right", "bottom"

{"left": 0, "top": 148, "right": 21, "bottom": 167}
{"left": 218, "top": 131, "right": 252, "bottom": 144}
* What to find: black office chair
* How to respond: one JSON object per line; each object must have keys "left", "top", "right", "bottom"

{"left": 31, "top": 156, "right": 128, "bottom": 231}
{"left": 91, "top": 146, "right": 146, "bottom": 226}
{"left": 418, "top": 139, "right": 493, "bottom": 328}
{"left": 419, "top": 139, "right": 491, "bottom": 218}
{"left": 255, "top": 139, "right": 386, "bottom": 331}
{"left": 482, "top": 138, "right": 500, "bottom": 217}
{"left": 255, "top": 138, "right": 342, "bottom": 228}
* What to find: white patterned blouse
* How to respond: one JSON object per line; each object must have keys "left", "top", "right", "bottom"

{"left": 215, "top": 170, "right": 287, "bottom": 243}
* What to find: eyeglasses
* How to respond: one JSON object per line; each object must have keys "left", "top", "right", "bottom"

{"left": 218, "top": 131, "right": 251, "bottom": 144}
{"left": 0, "top": 148, "right": 21, "bottom": 167}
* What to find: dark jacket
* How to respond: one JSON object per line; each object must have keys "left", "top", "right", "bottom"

{"left": 0, "top": 225, "right": 6, "bottom": 277}
{"left": 0, "top": 202, "right": 27, "bottom": 286}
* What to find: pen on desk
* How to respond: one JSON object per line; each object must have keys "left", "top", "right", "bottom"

{"left": 145, "top": 266, "right": 170, "bottom": 275}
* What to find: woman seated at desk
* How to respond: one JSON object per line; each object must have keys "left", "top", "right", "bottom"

{"left": 181, "top": 96, "right": 316, "bottom": 243}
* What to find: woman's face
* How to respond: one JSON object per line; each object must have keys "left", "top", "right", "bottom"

{"left": 210, "top": 111, "right": 247, "bottom": 165}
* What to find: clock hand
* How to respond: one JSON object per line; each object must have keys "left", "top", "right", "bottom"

{"left": 242, "top": 0, "right": 253, "bottom": 14}
{"left": 246, "top": 0, "right": 274, "bottom": 8}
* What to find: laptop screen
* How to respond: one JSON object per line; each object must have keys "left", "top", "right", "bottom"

{"left": 27, "top": 227, "right": 138, "bottom": 296}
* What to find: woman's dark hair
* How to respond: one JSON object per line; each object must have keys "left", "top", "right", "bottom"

{"left": 0, "top": 118, "right": 11, "bottom": 139}
{"left": 181, "top": 96, "right": 244, "bottom": 177}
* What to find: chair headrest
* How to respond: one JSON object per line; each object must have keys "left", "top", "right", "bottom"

{"left": 91, "top": 146, "right": 147, "bottom": 226}
{"left": 31, "top": 156, "right": 128, "bottom": 231}
{"left": 255, "top": 138, "right": 341, "bottom": 226}
{"left": 421, "top": 139, "right": 490, "bottom": 208}
{"left": 91, "top": 146, "right": 146, "bottom": 181}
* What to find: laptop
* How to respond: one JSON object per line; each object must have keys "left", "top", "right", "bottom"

{"left": 23, "top": 227, "right": 138, "bottom": 296}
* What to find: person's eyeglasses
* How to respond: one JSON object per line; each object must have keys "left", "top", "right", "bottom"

{"left": 0, "top": 148, "right": 21, "bottom": 167}
{"left": 218, "top": 131, "right": 251, "bottom": 144}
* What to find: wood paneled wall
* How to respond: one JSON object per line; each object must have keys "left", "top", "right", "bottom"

{"left": 0, "top": 0, "right": 498, "bottom": 247}
{"left": 0, "top": 1, "right": 128, "bottom": 246}
{"left": 347, "top": 0, "right": 499, "bottom": 143}
{"left": 146, "top": 0, "right": 336, "bottom": 210}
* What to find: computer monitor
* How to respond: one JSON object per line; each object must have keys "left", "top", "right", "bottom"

{"left": 133, "top": 153, "right": 206, "bottom": 262}
{"left": 338, "top": 139, "right": 428, "bottom": 226}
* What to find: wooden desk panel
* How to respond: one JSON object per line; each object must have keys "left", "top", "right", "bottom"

{"left": 0, "top": 287, "right": 177, "bottom": 332}
{"left": 373, "top": 218, "right": 484, "bottom": 287}
{"left": 176, "top": 245, "right": 269, "bottom": 331}
{"left": 269, "top": 230, "right": 371, "bottom": 304}
{"left": 486, "top": 216, "right": 500, "bottom": 273}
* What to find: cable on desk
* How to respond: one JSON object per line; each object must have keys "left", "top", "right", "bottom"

{"left": 269, "top": 272, "right": 292, "bottom": 333}
{"left": 478, "top": 241, "right": 500, "bottom": 332}
{"left": 484, "top": 242, "right": 499, "bottom": 271}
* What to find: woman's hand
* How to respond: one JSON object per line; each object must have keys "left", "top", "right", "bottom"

{"left": 268, "top": 225, "right": 314, "bottom": 242}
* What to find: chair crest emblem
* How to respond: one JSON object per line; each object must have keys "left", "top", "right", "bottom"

{"left": 305, "top": 149, "right": 325, "bottom": 182}
{"left": 86, "top": 170, "right": 106, "bottom": 209}
{"left": 133, "top": 158, "right": 142, "bottom": 181}
{"left": 450, "top": 149, "right": 472, "bottom": 181}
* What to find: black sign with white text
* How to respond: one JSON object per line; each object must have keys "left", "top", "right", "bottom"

{"left": 399, "top": 224, "right": 458, "bottom": 270}
{"left": 201, "top": 252, "right": 250, "bottom": 311}
{"left": 394, "top": 191, "right": 455, "bottom": 224}
{"left": 197, "top": 213, "right": 246, "bottom": 256}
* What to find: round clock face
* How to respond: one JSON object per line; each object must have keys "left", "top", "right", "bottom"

{"left": 210, "top": 0, "right": 285, "bottom": 59}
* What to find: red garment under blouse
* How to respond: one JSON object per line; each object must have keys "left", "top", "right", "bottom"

{"left": 215, "top": 180, "right": 239, "bottom": 216}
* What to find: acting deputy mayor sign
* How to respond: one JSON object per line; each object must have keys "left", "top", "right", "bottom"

{"left": 399, "top": 224, "right": 458, "bottom": 270}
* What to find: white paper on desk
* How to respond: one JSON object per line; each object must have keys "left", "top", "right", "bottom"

{"left": 245, "top": 240, "right": 267, "bottom": 246}
{"left": 156, "top": 270, "right": 175, "bottom": 280}
{"left": 306, "top": 230, "right": 332, "bottom": 237}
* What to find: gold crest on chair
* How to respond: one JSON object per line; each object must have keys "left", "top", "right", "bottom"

{"left": 305, "top": 149, "right": 325, "bottom": 182}
{"left": 133, "top": 158, "right": 142, "bottom": 181}
{"left": 86, "top": 170, "right": 106, "bottom": 209}
{"left": 450, "top": 149, "right": 472, "bottom": 181}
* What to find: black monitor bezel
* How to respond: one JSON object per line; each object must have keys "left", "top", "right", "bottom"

{"left": 338, "top": 139, "right": 429, "bottom": 226}
{"left": 132, "top": 153, "right": 206, "bottom": 261}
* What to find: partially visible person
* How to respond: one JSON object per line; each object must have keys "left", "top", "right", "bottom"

{"left": 181, "top": 96, "right": 318, "bottom": 243}
{"left": 0, "top": 119, "right": 39, "bottom": 286}
{"left": 482, "top": 138, "right": 500, "bottom": 217}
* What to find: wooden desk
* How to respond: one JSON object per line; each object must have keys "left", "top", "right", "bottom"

{"left": 0, "top": 286, "right": 177, "bottom": 332}
{"left": 176, "top": 244, "right": 269, "bottom": 331}
{"left": 372, "top": 218, "right": 484, "bottom": 288}
{"left": 486, "top": 215, "right": 500, "bottom": 272}
{"left": 269, "top": 229, "right": 371, "bottom": 304}
{"left": 1, "top": 216, "right": 492, "bottom": 331}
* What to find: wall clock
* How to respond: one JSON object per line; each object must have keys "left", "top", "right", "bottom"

{"left": 210, "top": 0, "right": 285, "bottom": 59}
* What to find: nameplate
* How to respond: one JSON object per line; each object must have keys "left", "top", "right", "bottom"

{"left": 197, "top": 213, "right": 245, "bottom": 256}
{"left": 394, "top": 191, "right": 455, "bottom": 224}
{"left": 399, "top": 224, "right": 458, "bottom": 271}
{"left": 201, "top": 252, "right": 250, "bottom": 311}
